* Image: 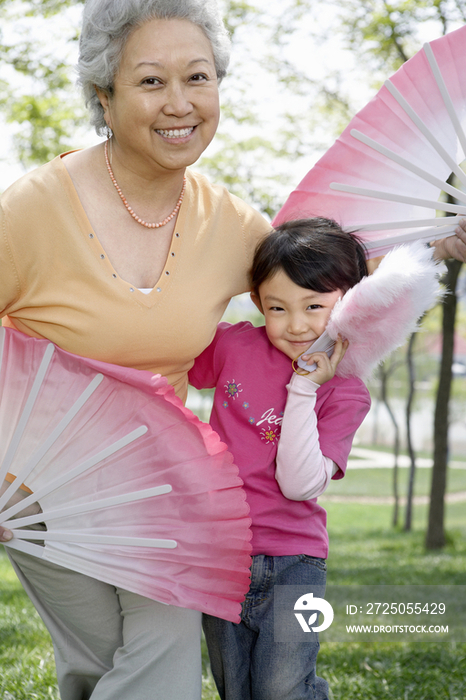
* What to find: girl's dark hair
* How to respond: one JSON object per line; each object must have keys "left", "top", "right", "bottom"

{"left": 251, "top": 218, "right": 368, "bottom": 296}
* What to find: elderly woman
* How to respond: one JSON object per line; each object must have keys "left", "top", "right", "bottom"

{"left": 0, "top": 0, "right": 271, "bottom": 698}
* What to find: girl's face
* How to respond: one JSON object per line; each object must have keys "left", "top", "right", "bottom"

{"left": 251, "top": 270, "right": 343, "bottom": 360}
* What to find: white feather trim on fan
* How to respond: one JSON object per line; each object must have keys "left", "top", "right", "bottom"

{"left": 328, "top": 241, "right": 443, "bottom": 379}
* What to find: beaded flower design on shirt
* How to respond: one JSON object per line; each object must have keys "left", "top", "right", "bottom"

{"left": 223, "top": 377, "right": 282, "bottom": 444}
{"left": 256, "top": 406, "right": 284, "bottom": 444}
{"left": 224, "top": 379, "right": 243, "bottom": 400}
{"left": 260, "top": 427, "right": 279, "bottom": 444}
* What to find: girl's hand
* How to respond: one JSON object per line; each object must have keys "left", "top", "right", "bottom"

{"left": 300, "top": 336, "right": 348, "bottom": 386}
{"left": 431, "top": 219, "right": 466, "bottom": 262}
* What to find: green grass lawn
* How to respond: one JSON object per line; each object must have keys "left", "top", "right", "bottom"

{"left": 320, "top": 501, "right": 466, "bottom": 700}
{"left": 331, "top": 453, "right": 466, "bottom": 499}
{"left": 1, "top": 465, "right": 465, "bottom": 699}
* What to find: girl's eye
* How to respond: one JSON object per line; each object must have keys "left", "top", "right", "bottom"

{"left": 269, "top": 306, "right": 284, "bottom": 312}
{"left": 307, "top": 304, "right": 322, "bottom": 310}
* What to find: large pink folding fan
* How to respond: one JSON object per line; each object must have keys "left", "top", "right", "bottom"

{"left": 0, "top": 327, "right": 252, "bottom": 623}
{"left": 274, "top": 25, "right": 466, "bottom": 257}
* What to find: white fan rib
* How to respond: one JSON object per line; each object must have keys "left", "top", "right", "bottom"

{"left": 0, "top": 328, "right": 4, "bottom": 376}
{"left": 384, "top": 79, "right": 466, "bottom": 189}
{"left": 423, "top": 42, "right": 466, "bottom": 160}
{"left": 0, "top": 373, "right": 104, "bottom": 513}
{"left": 0, "top": 343, "right": 55, "bottom": 484}
{"left": 363, "top": 224, "right": 456, "bottom": 251}
{"left": 330, "top": 182, "right": 466, "bottom": 216}
{"left": 355, "top": 218, "right": 458, "bottom": 231}
{"left": 350, "top": 129, "right": 466, "bottom": 204}
{"left": 3, "top": 538, "right": 41, "bottom": 558}
{"left": 4, "top": 485, "right": 172, "bottom": 530}
{"left": 9, "top": 530, "right": 177, "bottom": 548}
{"left": 0, "top": 425, "right": 148, "bottom": 522}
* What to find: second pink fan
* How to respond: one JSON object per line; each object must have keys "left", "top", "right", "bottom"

{"left": 0, "top": 327, "right": 252, "bottom": 623}
{"left": 274, "top": 25, "right": 466, "bottom": 257}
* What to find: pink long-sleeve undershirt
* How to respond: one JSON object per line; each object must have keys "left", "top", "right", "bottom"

{"left": 275, "top": 373, "right": 338, "bottom": 501}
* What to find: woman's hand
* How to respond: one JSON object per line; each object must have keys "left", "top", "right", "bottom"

{"left": 0, "top": 478, "right": 42, "bottom": 542}
{"left": 300, "top": 336, "right": 348, "bottom": 386}
{"left": 431, "top": 219, "right": 466, "bottom": 262}
{"left": 0, "top": 486, "right": 13, "bottom": 541}
{"left": 0, "top": 526, "right": 13, "bottom": 542}
{"left": 366, "top": 255, "right": 384, "bottom": 274}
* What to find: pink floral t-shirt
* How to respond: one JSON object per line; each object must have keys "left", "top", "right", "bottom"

{"left": 189, "top": 322, "right": 371, "bottom": 558}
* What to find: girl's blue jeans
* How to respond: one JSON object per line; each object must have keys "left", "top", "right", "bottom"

{"left": 203, "top": 553, "right": 329, "bottom": 700}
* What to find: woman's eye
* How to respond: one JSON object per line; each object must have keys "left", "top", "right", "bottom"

{"left": 142, "top": 77, "right": 162, "bottom": 86}
{"left": 190, "top": 73, "right": 208, "bottom": 82}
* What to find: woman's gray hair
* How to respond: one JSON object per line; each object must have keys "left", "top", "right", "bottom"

{"left": 77, "top": 0, "right": 231, "bottom": 135}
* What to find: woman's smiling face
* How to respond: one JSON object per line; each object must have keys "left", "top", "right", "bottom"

{"left": 97, "top": 18, "right": 220, "bottom": 177}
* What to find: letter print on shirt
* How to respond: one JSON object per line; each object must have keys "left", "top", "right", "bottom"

{"left": 222, "top": 380, "right": 282, "bottom": 445}
{"left": 256, "top": 407, "right": 283, "bottom": 444}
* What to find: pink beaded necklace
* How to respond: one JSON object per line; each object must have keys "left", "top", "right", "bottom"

{"left": 104, "top": 139, "right": 186, "bottom": 229}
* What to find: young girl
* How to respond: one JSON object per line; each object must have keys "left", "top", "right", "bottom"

{"left": 189, "top": 218, "right": 371, "bottom": 700}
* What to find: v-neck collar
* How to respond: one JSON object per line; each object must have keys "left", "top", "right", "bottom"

{"left": 58, "top": 153, "right": 191, "bottom": 309}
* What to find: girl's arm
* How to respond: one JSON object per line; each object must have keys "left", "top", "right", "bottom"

{"left": 276, "top": 338, "right": 362, "bottom": 502}
{"left": 275, "top": 373, "right": 338, "bottom": 501}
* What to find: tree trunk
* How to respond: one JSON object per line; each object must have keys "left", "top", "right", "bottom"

{"left": 426, "top": 259, "right": 463, "bottom": 549}
{"left": 404, "top": 332, "right": 417, "bottom": 531}
{"left": 378, "top": 363, "right": 401, "bottom": 527}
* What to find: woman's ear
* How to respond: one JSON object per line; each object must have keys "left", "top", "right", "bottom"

{"left": 95, "top": 86, "right": 112, "bottom": 129}
{"left": 250, "top": 291, "right": 264, "bottom": 314}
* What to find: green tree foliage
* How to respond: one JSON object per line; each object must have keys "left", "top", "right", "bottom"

{"left": 337, "top": 0, "right": 466, "bottom": 73}
{"left": 0, "top": 0, "right": 86, "bottom": 166}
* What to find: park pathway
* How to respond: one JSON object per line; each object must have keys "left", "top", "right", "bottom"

{"left": 319, "top": 447, "right": 466, "bottom": 505}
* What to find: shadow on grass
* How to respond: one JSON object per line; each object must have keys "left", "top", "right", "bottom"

{"left": 328, "top": 526, "right": 466, "bottom": 585}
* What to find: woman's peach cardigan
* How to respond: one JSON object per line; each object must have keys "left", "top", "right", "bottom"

{"left": 0, "top": 155, "right": 270, "bottom": 402}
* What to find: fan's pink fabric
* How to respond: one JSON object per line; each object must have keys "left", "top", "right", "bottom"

{"left": 273, "top": 25, "right": 466, "bottom": 256}
{"left": 0, "top": 327, "right": 252, "bottom": 623}
{"left": 326, "top": 242, "right": 442, "bottom": 379}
